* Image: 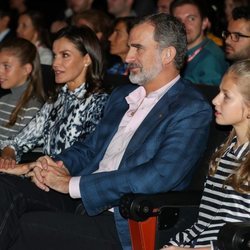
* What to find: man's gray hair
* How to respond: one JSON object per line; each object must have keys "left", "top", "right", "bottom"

{"left": 136, "top": 13, "right": 187, "bottom": 70}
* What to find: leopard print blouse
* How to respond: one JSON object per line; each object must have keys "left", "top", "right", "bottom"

{"left": 0, "top": 83, "right": 109, "bottom": 162}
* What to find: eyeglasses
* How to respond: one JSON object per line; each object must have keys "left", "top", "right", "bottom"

{"left": 222, "top": 30, "right": 250, "bottom": 42}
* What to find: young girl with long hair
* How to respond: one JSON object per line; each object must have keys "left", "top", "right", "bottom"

{"left": 0, "top": 37, "right": 45, "bottom": 141}
{"left": 162, "top": 59, "right": 250, "bottom": 249}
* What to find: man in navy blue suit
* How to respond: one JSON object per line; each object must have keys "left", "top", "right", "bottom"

{"left": 0, "top": 13, "right": 212, "bottom": 250}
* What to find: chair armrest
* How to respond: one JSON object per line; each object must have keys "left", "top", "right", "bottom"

{"left": 119, "top": 191, "right": 202, "bottom": 222}
{"left": 218, "top": 222, "right": 250, "bottom": 250}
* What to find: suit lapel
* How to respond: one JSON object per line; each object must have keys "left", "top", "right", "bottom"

{"left": 120, "top": 80, "right": 184, "bottom": 162}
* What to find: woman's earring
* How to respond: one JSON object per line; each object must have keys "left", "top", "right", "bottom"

{"left": 84, "top": 64, "right": 88, "bottom": 67}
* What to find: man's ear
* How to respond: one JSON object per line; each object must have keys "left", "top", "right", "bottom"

{"left": 201, "top": 17, "right": 209, "bottom": 32}
{"left": 161, "top": 46, "right": 177, "bottom": 65}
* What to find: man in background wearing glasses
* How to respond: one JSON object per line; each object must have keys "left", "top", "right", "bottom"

{"left": 222, "top": 6, "right": 250, "bottom": 63}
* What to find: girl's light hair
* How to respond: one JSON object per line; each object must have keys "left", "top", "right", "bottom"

{"left": 210, "top": 59, "right": 250, "bottom": 193}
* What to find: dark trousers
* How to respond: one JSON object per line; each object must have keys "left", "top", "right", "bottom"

{"left": 0, "top": 174, "right": 122, "bottom": 250}
{"left": 11, "top": 211, "right": 122, "bottom": 250}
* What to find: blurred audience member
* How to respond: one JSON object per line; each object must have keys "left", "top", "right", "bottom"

{"left": 224, "top": 0, "right": 249, "bottom": 23}
{"left": 222, "top": 6, "right": 250, "bottom": 63}
{"left": 17, "top": 10, "right": 53, "bottom": 65}
{"left": 73, "top": 9, "right": 114, "bottom": 68}
{"left": 170, "top": 0, "right": 228, "bottom": 86}
{"left": 108, "top": 16, "right": 137, "bottom": 75}
{"left": 8, "top": 0, "right": 28, "bottom": 15}
{"left": 157, "top": 0, "right": 173, "bottom": 13}
{"left": 50, "top": 0, "right": 94, "bottom": 34}
{"left": 0, "top": 9, "right": 16, "bottom": 43}
{"left": 74, "top": 9, "right": 112, "bottom": 43}
{"left": 70, "top": 0, "right": 93, "bottom": 14}
{"left": 206, "top": 3, "right": 223, "bottom": 46}
{"left": 134, "top": 0, "right": 156, "bottom": 17}
{"left": 0, "top": 38, "right": 45, "bottom": 140}
{"left": 107, "top": 0, "right": 136, "bottom": 18}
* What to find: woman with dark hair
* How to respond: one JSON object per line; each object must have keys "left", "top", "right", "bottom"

{"left": 107, "top": 16, "right": 138, "bottom": 76}
{"left": 0, "top": 37, "right": 45, "bottom": 140}
{"left": 17, "top": 10, "right": 53, "bottom": 65}
{"left": 0, "top": 25, "right": 108, "bottom": 167}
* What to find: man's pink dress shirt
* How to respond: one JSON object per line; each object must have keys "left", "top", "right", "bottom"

{"left": 69, "top": 75, "right": 180, "bottom": 198}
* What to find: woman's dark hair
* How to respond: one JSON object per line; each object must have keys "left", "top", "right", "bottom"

{"left": 20, "top": 10, "right": 51, "bottom": 48}
{"left": 114, "top": 16, "right": 138, "bottom": 35}
{"left": 53, "top": 25, "right": 105, "bottom": 97}
{"left": 0, "top": 37, "right": 45, "bottom": 126}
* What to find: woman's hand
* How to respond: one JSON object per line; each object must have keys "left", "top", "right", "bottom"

{"left": 0, "top": 147, "right": 16, "bottom": 169}
{"left": 0, "top": 157, "right": 16, "bottom": 169}
{"left": 0, "top": 163, "right": 29, "bottom": 175}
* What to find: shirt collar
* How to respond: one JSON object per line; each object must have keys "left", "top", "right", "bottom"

{"left": 147, "top": 75, "right": 180, "bottom": 99}
{"left": 227, "top": 136, "right": 249, "bottom": 160}
{"left": 0, "top": 29, "right": 10, "bottom": 42}
{"left": 126, "top": 75, "right": 180, "bottom": 109}
{"left": 61, "top": 83, "right": 87, "bottom": 98}
{"left": 11, "top": 80, "right": 29, "bottom": 98}
{"left": 187, "top": 37, "right": 209, "bottom": 55}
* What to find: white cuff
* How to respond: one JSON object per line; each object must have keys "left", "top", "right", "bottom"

{"left": 69, "top": 176, "right": 81, "bottom": 199}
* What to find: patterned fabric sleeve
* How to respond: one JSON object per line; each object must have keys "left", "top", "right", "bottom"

{"left": 76, "top": 93, "right": 109, "bottom": 142}
{"left": 166, "top": 139, "right": 250, "bottom": 248}
{"left": 0, "top": 102, "right": 52, "bottom": 162}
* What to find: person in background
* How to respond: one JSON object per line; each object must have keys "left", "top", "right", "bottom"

{"left": 73, "top": 9, "right": 114, "bottom": 67}
{"left": 222, "top": 6, "right": 250, "bottom": 63}
{"left": 0, "top": 9, "right": 16, "bottom": 43}
{"left": 0, "top": 37, "right": 45, "bottom": 141}
{"left": 7, "top": 0, "right": 29, "bottom": 31}
{"left": 0, "top": 25, "right": 108, "bottom": 169}
{"left": 205, "top": 3, "right": 223, "bottom": 47}
{"left": 170, "top": 0, "right": 228, "bottom": 86}
{"left": 73, "top": 9, "right": 112, "bottom": 42}
{"left": 107, "top": 0, "right": 136, "bottom": 18}
{"left": 0, "top": 13, "right": 211, "bottom": 250}
{"left": 17, "top": 10, "right": 53, "bottom": 65}
{"left": 50, "top": 0, "right": 94, "bottom": 35}
{"left": 161, "top": 59, "right": 250, "bottom": 250}
{"left": 8, "top": 0, "right": 27, "bottom": 15}
{"left": 224, "top": 0, "right": 249, "bottom": 23}
{"left": 157, "top": 0, "right": 173, "bottom": 14}
{"left": 107, "top": 16, "right": 137, "bottom": 76}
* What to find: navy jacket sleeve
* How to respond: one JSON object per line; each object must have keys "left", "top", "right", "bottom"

{"left": 55, "top": 81, "right": 212, "bottom": 216}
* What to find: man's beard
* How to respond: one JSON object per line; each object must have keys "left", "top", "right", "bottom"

{"left": 128, "top": 61, "right": 163, "bottom": 86}
{"left": 226, "top": 47, "right": 250, "bottom": 62}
